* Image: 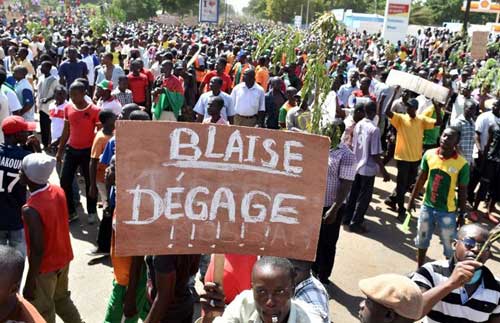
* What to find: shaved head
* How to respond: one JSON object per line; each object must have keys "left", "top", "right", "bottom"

{"left": 457, "top": 224, "right": 489, "bottom": 241}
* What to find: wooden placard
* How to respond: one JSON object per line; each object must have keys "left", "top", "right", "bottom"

{"left": 115, "top": 121, "right": 330, "bottom": 261}
{"left": 470, "top": 31, "right": 489, "bottom": 60}
{"left": 386, "top": 69, "right": 450, "bottom": 104}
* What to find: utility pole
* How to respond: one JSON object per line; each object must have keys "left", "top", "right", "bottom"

{"left": 305, "top": 0, "right": 310, "bottom": 27}
{"left": 462, "top": 0, "right": 472, "bottom": 36}
{"left": 225, "top": 0, "right": 228, "bottom": 24}
{"left": 300, "top": 4, "right": 303, "bottom": 28}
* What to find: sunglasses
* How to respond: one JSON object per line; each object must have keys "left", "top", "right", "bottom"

{"left": 458, "top": 237, "right": 489, "bottom": 252}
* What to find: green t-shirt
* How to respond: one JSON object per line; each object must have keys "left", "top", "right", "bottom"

{"left": 422, "top": 106, "right": 444, "bottom": 146}
{"left": 278, "top": 102, "right": 295, "bottom": 127}
{"left": 421, "top": 148, "right": 470, "bottom": 212}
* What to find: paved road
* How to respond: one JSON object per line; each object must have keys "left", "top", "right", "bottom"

{"left": 51, "top": 162, "right": 499, "bottom": 323}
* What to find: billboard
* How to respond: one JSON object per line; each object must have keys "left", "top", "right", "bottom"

{"left": 382, "top": 0, "right": 411, "bottom": 44}
{"left": 199, "top": 0, "right": 219, "bottom": 23}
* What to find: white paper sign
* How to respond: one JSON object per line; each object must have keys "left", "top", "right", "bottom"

{"left": 386, "top": 70, "right": 449, "bottom": 103}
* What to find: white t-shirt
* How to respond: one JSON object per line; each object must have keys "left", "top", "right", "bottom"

{"left": 475, "top": 111, "right": 500, "bottom": 152}
{"left": 49, "top": 101, "right": 67, "bottom": 143}
{"left": 0, "top": 91, "right": 10, "bottom": 143}
{"left": 1, "top": 84, "right": 22, "bottom": 114}
{"left": 98, "top": 98, "right": 122, "bottom": 115}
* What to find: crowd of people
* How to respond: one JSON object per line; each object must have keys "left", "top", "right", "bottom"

{"left": 0, "top": 7, "right": 499, "bottom": 323}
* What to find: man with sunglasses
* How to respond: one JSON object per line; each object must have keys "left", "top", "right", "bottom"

{"left": 412, "top": 224, "right": 500, "bottom": 322}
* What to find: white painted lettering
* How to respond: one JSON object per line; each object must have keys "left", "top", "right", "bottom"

{"left": 205, "top": 126, "right": 224, "bottom": 159}
{"left": 261, "top": 139, "right": 279, "bottom": 168}
{"left": 283, "top": 141, "right": 304, "bottom": 174}
{"left": 223, "top": 130, "right": 244, "bottom": 162}
{"left": 241, "top": 190, "right": 271, "bottom": 223}
{"left": 270, "top": 193, "right": 305, "bottom": 224}
{"left": 170, "top": 128, "right": 202, "bottom": 160}
{"left": 244, "top": 135, "right": 260, "bottom": 162}
{"left": 163, "top": 187, "right": 185, "bottom": 219}
{"left": 184, "top": 186, "right": 209, "bottom": 220}
{"left": 125, "top": 185, "right": 164, "bottom": 224}
{"left": 209, "top": 187, "right": 236, "bottom": 222}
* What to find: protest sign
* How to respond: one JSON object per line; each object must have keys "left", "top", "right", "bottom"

{"left": 470, "top": 31, "right": 489, "bottom": 60}
{"left": 382, "top": 0, "right": 411, "bottom": 44}
{"left": 386, "top": 69, "right": 449, "bottom": 103}
{"left": 115, "top": 122, "right": 330, "bottom": 261}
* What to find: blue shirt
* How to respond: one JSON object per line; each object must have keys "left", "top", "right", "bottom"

{"left": 0, "top": 144, "right": 31, "bottom": 230}
{"left": 100, "top": 136, "right": 115, "bottom": 165}
{"left": 58, "top": 59, "right": 88, "bottom": 89}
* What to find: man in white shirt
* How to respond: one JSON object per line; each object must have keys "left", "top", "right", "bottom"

{"left": 199, "top": 257, "right": 321, "bottom": 323}
{"left": 0, "top": 71, "right": 10, "bottom": 143}
{"left": 194, "top": 77, "right": 234, "bottom": 124}
{"left": 231, "top": 69, "right": 265, "bottom": 127}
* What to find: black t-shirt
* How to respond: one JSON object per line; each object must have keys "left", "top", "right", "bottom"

{"left": 146, "top": 254, "right": 200, "bottom": 322}
{"left": 0, "top": 144, "right": 31, "bottom": 231}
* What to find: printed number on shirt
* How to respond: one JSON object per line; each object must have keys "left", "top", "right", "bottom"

{"left": 0, "top": 170, "right": 20, "bottom": 193}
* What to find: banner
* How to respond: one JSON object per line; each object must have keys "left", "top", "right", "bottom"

{"left": 199, "top": 0, "right": 219, "bottom": 23}
{"left": 115, "top": 122, "right": 330, "bottom": 261}
{"left": 382, "top": 0, "right": 411, "bottom": 44}
{"left": 386, "top": 70, "right": 449, "bottom": 104}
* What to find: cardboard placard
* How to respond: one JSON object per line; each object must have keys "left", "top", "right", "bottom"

{"left": 470, "top": 31, "right": 489, "bottom": 60}
{"left": 115, "top": 121, "right": 330, "bottom": 261}
{"left": 386, "top": 69, "right": 450, "bottom": 103}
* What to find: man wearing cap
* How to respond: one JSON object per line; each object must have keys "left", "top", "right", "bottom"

{"left": 385, "top": 86, "right": 442, "bottom": 219}
{"left": 359, "top": 274, "right": 424, "bottom": 323}
{"left": 0, "top": 116, "right": 39, "bottom": 257}
{"left": 20, "top": 153, "right": 83, "bottom": 323}
{"left": 95, "top": 80, "right": 122, "bottom": 116}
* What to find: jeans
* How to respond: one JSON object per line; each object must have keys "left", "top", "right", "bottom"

{"left": 0, "top": 229, "right": 26, "bottom": 257}
{"left": 415, "top": 205, "right": 457, "bottom": 258}
{"left": 60, "top": 146, "right": 96, "bottom": 215}
{"left": 312, "top": 206, "right": 344, "bottom": 282}
{"left": 389, "top": 160, "right": 420, "bottom": 212}
{"left": 343, "top": 174, "right": 375, "bottom": 226}
{"left": 31, "top": 265, "right": 83, "bottom": 323}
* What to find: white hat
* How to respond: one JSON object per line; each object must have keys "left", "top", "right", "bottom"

{"left": 22, "top": 153, "right": 55, "bottom": 185}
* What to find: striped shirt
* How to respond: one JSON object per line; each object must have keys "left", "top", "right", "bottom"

{"left": 412, "top": 259, "right": 500, "bottom": 322}
{"left": 324, "top": 143, "right": 356, "bottom": 207}
{"left": 295, "top": 276, "right": 330, "bottom": 323}
{"left": 451, "top": 115, "right": 475, "bottom": 165}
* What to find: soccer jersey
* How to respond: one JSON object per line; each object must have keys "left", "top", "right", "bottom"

{"left": 421, "top": 148, "right": 469, "bottom": 212}
{"left": 0, "top": 144, "right": 31, "bottom": 230}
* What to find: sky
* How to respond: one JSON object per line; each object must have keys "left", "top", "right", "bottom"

{"left": 227, "top": 0, "right": 250, "bottom": 13}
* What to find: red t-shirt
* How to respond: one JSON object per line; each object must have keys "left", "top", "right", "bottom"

{"left": 128, "top": 73, "right": 149, "bottom": 104}
{"left": 201, "top": 71, "right": 232, "bottom": 93}
{"left": 24, "top": 184, "right": 73, "bottom": 273}
{"left": 64, "top": 103, "right": 100, "bottom": 149}
{"left": 141, "top": 68, "right": 155, "bottom": 83}
{"left": 205, "top": 254, "right": 257, "bottom": 304}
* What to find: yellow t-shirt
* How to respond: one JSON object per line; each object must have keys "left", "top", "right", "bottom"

{"left": 390, "top": 113, "right": 436, "bottom": 162}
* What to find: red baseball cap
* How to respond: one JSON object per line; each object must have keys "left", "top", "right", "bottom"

{"left": 1, "top": 116, "right": 36, "bottom": 135}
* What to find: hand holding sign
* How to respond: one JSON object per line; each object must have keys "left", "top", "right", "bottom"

{"left": 386, "top": 70, "right": 450, "bottom": 104}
